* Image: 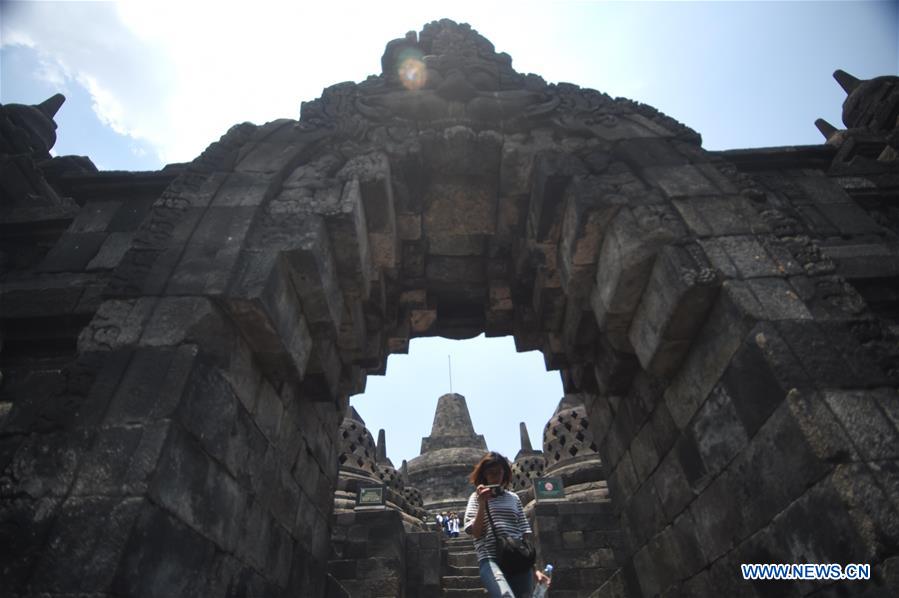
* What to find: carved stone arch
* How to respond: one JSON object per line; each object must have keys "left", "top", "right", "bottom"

{"left": 4, "top": 18, "right": 898, "bottom": 598}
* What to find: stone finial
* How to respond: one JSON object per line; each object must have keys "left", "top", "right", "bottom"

{"left": 429, "top": 393, "right": 477, "bottom": 437}
{"left": 519, "top": 422, "right": 533, "bottom": 452}
{"left": 401, "top": 459, "right": 408, "bottom": 477}
{"left": 38, "top": 93, "right": 65, "bottom": 119}
{"left": 815, "top": 118, "right": 838, "bottom": 141}
{"left": 376, "top": 429, "right": 387, "bottom": 462}
{"left": 834, "top": 69, "right": 861, "bottom": 94}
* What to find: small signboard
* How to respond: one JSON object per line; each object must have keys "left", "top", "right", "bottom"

{"left": 356, "top": 485, "right": 386, "bottom": 508}
{"left": 533, "top": 477, "right": 565, "bottom": 500}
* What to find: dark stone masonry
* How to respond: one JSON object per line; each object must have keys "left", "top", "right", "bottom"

{"left": 1, "top": 18, "right": 898, "bottom": 597}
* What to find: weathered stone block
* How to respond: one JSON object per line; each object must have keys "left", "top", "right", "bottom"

{"left": 628, "top": 422, "right": 661, "bottom": 486}
{"left": 208, "top": 171, "right": 275, "bottom": 208}
{"left": 421, "top": 126, "right": 502, "bottom": 177}
{"left": 225, "top": 259, "right": 313, "bottom": 386}
{"left": 103, "top": 345, "right": 198, "bottom": 425}
{"left": 149, "top": 426, "right": 245, "bottom": 552}
{"left": 818, "top": 202, "right": 885, "bottom": 235}
{"left": 592, "top": 204, "right": 686, "bottom": 351}
{"left": 617, "top": 137, "right": 692, "bottom": 168}
{"left": 500, "top": 131, "right": 552, "bottom": 196}
{"left": 527, "top": 151, "right": 587, "bottom": 242}
{"left": 713, "top": 235, "right": 780, "bottom": 278}
{"left": 83, "top": 231, "right": 133, "bottom": 271}
{"left": 38, "top": 232, "right": 107, "bottom": 272}
{"left": 107, "top": 247, "right": 183, "bottom": 296}
{"left": 272, "top": 178, "right": 372, "bottom": 298}
{"left": 165, "top": 205, "right": 257, "bottom": 295}
{"left": 830, "top": 463, "right": 899, "bottom": 557}
{"left": 29, "top": 496, "right": 145, "bottom": 593}
{"left": 423, "top": 180, "right": 496, "bottom": 239}
{"left": 787, "top": 274, "right": 868, "bottom": 321}
{"left": 774, "top": 320, "right": 887, "bottom": 390}
{"left": 651, "top": 445, "right": 696, "bottom": 521}
{"left": 629, "top": 243, "right": 720, "bottom": 377}
{"left": 425, "top": 255, "right": 486, "bottom": 286}
{"left": 662, "top": 282, "right": 758, "bottom": 430}
{"left": 821, "top": 242, "right": 899, "bottom": 279}
{"left": 338, "top": 152, "right": 399, "bottom": 272}
{"left": 584, "top": 112, "right": 674, "bottom": 141}
{"left": 133, "top": 172, "right": 226, "bottom": 248}
{"left": 731, "top": 401, "right": 833, "bottom": 542}
{"left": 672, "top": 195, "right": 768, "bottom": 237}
{"left": 822, "top": 389, "right": 899, "bottom": 461}
{"left": 625, "top": 478, "right": 667, "bottom": 546}
{"left": 642, "top": 164, "right": 720, "bottom": 199}
{"left": 558, "top": 173, "right": 633, "bottom": 297}
{"left": 111, "top": 503, "right": 218, "bottom": 598}
{"left": 69, "top": 199, "right": 122, "bottom": 232}
{"left": 236, "top": 124, "right": 319, "bottom": 174}
{"left": 4, "top": 430, "right": 90, "bottom": 500}
{"left": 592, "top": 335, "right": 640, "bottom": 396}
{"left": 77, "top": 298, "right": 157, "bottom": 353}
{"left": 71, "top": 422, "right": 170, "bottom": 497}
{"left": 606, "top": 450, "right": 640, "bottom": 505}
{"left": 687, "top": 470, "right": 741, "bottom": 563}
{"left": 719, "top": 323, "right": 807, "bottom": 437}
{"left": 688, "top": 385, "right": 749, "bottom": 484}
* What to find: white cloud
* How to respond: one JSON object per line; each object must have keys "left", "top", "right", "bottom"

{"left": 2, "top": 0, "right": 893, "bottom": 165}
{"left": 2, "top": 1, "right": 174, "bottom": 160}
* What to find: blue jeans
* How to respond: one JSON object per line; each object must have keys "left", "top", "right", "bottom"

{"left": 478, "top": 559, "right": 534, "bottom": 597}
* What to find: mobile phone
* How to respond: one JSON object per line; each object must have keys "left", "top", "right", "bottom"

{"left": 486, "top": 484, "right": 502, "bottom": 496}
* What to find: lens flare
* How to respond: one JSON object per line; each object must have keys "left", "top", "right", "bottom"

{"left": 396, "top": 48, "right": 427, "bottom": 90}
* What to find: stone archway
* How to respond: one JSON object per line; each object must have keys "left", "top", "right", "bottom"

{"left": 2, "top": 19, "right": 897, "bottom": 598}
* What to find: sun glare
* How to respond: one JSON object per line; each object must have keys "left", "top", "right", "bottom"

{"left": 397, "top": 48, "right": 427, "bottom": 90}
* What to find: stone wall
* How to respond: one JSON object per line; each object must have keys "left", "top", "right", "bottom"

{"left": 329, "top": 509, "right": 440, "bottom": 598}
{"left": 404, "top": 529, "right": 443, "bottom": 597}
{"left": 1, "top": 119, "right": 344, "bottom": 597}
{"left": 529, "top": 501, "right": 622, "bottom": 597}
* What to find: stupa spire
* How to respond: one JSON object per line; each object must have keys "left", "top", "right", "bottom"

{"left": 419, "top": 393, "right": 487, "bottom": 454}
{"left": 376, "top": 429, "right": 388, "bottom": 463}
{"left": 519, "top": 422, "right": 533, "bottom": 452}
{"left": 429, "top": 393, "right": 477, "bottom": 437}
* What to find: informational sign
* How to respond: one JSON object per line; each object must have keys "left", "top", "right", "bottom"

{"left": 533, "top": 477, "right": 565, "bottom": 500}
{"left": 356, "top": 485, "right": 386, "bottom": 507}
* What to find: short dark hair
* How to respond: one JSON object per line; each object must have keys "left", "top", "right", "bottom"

{"left": 468, "top": 451, "right": 513, "bottom": 488}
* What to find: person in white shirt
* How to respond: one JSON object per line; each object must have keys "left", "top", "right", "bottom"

{"left": 463, "top": 452, "right": 551, "bottom": 597}
{"left": 449, "top": 512, "right": 460, "bottom": 537}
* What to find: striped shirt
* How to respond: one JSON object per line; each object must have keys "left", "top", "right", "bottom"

{"left": 463, "top": 489, "right": 532, "bottom": 562}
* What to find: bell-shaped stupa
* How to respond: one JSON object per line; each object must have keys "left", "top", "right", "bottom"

{"left": 511, "top": 422, "right": 545, "bottom": 492}
{"left": 406, "top": 393, "right": 488, "bottom": 513}
{"left": 541, "top": 394, "right": 608, "bottom": 502}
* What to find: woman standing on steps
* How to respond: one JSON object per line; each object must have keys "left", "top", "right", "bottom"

{"left": 463, "top": 452, "right": 551, "bottom": 597}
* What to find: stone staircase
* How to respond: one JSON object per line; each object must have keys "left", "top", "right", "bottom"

{"left": 441, "top": 536, "right": 486, "bottom": 596}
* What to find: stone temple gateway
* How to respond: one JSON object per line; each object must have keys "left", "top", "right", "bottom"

{"left": 1, "top": 18, "right": 898, "bottom": 598}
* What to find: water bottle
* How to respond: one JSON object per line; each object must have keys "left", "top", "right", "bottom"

{"left": 533, "top": 563, "right": 553, "bottom": 598}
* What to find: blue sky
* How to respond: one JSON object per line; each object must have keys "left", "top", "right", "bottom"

{"left": 2, "top": 1, "right": 897, "bottom": 465}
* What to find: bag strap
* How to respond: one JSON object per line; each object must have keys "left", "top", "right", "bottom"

{"left": 484, "top": 495, "right": 501, "bottom": 541}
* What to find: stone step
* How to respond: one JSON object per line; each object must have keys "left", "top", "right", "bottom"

{"left": 446, "top": 565, "right": 479, "bottom": 577}
{"left": 442, "top": 575, "right": 483, "bottom": 589}
{"left": 442, "top": 589, "right": 488, "bottom": 597}
{"left": 447, "top": 551, "right": 478, "bottom": 568}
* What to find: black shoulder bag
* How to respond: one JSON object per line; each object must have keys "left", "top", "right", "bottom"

{"left": 484, "top": 495, "right": 536, "bottom": 575}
